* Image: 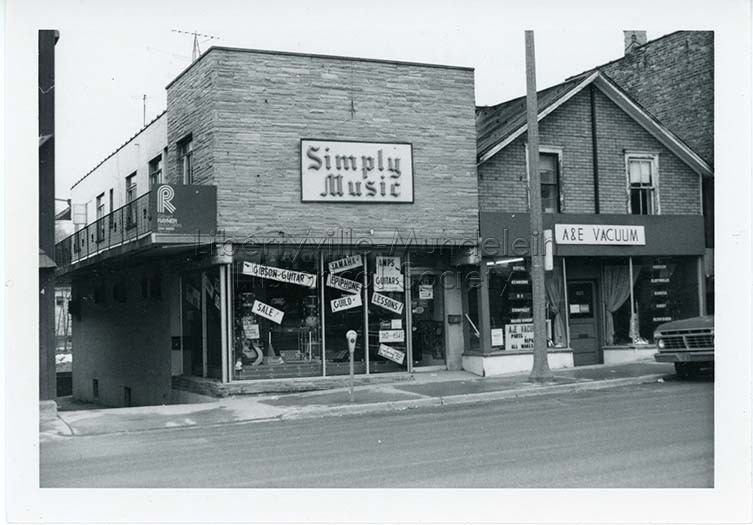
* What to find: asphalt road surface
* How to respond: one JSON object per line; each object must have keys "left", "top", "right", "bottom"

{"left": 40, "top": 379, "right": 713, "bottom": 488}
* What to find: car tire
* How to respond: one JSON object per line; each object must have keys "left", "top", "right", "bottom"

{"left": 674, "top": 362, "right": 690, "bottom": 379}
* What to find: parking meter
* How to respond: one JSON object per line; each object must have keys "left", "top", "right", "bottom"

{"left": 346, "top": 330, "right": 357, "bottom": 402}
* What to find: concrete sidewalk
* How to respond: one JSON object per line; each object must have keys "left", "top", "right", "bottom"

{"left": 40, "top": 361, "right": 675, "bottom": 440}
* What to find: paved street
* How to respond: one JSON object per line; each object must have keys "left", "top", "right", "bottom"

{"left": 40, "top": 379, "right": 713, "bottom": 488}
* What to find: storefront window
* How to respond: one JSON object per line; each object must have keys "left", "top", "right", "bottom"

{"left": 232, "top": 247, "right": 322, "bottom": 380}
{"left": 323, "top": 252, "right": 367, "bottom": 376}
{"left": 488, "top": 258, "right": 534, "bottom": 351}
{"left": 367, "top": 252, "right": 408, "bottom": 373}
{"left": 602, "top": 258, "right": 633, "bottom": 346}
{"left": 181, "top": 267, "right": 223, "bottom": 378}
{"left": 633, "top": 256, "right": 699, "bottom": 343}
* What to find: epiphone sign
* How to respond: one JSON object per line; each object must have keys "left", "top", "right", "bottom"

{"left": 555, "top": 224, "right": 646, "bottom": 246}
{"left": 301, "top": 140, "right": 414, "bottom": 203}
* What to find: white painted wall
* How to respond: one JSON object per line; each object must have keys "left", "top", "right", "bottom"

{"left": 462, "top": 350, "right": 574, "bottom": 377}
{"left": 69, "top": 113, "right": 167, "bottom": 228}
{"left": 603, "top": 347, "right": 657, "bottom": 365}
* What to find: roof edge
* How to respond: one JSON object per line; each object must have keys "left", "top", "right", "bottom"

{"left": 71, "top": 110, "right": 167, "bottom": 190}
{"left": 165, "top": 45, "right": 474, "bottom": 90}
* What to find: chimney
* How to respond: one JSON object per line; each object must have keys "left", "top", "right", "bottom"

{"left": 624, "top": 30, "right": 647, "bottom": 54}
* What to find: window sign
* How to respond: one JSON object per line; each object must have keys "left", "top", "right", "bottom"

{"left": 301, "top": 140, "right": 413, "bottom": 203}
{"left": 326, "top": 273, "right": 362, "bottom": 294}
{"left": 242, "top": 261, "right": 317, "bottom": 288}
{"left": 251, "top": 300, "right": 284, "bottom": 325}
{"left": 374, "top": 256, "right": 404, "bottom": 292}
{"left": 379, "top": 329, "right": 405, "bottom": 343}
{"left": 328, "top": 255, "right": 363, "bottom": 274}
{"left": 505, "top": 323, "right": 535, "bottom": 351}
{"left": 377, "top": 344, "right": 406, "bottom": 365}
{"left": 491, "top": 328, "right": 505, "bottom": 347}
{"left": 371, "top": 292, "right": 404, "bottom": 315}
{"left": 419, "top": 284, "right": 434, "bottom": 300}
{"left": 330, "top": 294, "right": 362, "bottom": 313}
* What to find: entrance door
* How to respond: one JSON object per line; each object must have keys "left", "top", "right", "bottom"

{"left": 567, "top": 281, "right": 600, "bottom": 366}
{"left": 410, "top": 272, "right": 446, "bottom": 368}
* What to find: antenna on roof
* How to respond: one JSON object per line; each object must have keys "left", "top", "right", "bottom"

{"left": 172, "top": 29, "right": 220, "bottom": 62}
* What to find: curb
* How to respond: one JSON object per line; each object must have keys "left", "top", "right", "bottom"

{"left": 279, "top": 373, "right": 667, "bottom": 421}
{"left": 41, "top": 373, "right": 668, "bottom": 438}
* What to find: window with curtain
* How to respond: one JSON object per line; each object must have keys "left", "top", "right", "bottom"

{"left": 627, "top": 155, "right": 657, "bottom": 215}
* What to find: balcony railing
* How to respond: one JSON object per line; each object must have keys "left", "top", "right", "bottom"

{"left": 55, "top": 192, "right": 153, "bottom": 267}
{"left": 55, "top": 184, "right": 217, "bottom": 270}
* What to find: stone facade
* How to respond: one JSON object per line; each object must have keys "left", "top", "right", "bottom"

{"left": 167, "top": 48, "right": 479, "bottom": 246}
{"left": 478, "top": 86, "right": 702, "bottom": 216}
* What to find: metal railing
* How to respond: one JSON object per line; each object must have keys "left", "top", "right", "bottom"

{"left": 55, "top": 192, "right": 152, "bottom": 267}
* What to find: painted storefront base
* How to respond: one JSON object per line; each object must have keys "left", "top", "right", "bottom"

{"left": 462, "top": 348, "right": 574, "bottom": 377}
{"left": 602, "top": 346, "right": 658, "bottom": 365}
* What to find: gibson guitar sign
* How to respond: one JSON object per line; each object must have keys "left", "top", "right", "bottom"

{"left": 301, "top": 140, "right": 413, "bottom": 203}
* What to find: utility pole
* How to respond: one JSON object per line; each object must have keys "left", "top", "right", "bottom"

{"left": 525, "top": 30, "right": 553, "bottom": 382}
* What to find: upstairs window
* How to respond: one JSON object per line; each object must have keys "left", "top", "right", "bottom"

{"left": 539, "top": 152, "right": 561, "bottom": 213}
{"left": 149, "top": 155, "right": 163, "bottom": 188}
{"left": 125, "top": 172, "right": 137, "bottom": 203}
{"left": 95, "top": 193, "right": 105, "bottom": 219}
{"left": 627, "top": 154, "right": 658, "bottom": 215}
{"left": 178, "top": 135, "right": 193, "bottom": 184}
{"left": 125, "top": 173, "right": 137, "bottom": 229}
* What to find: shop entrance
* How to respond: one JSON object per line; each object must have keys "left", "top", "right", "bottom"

{"left": 410, "top": 271, "right": 446, "bottom": 368}
{"left": 567, "top": 280, "right": 600, "bottom": 366}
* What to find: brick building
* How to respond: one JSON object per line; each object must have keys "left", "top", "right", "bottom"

{"left": 576, "top": 30, "right": 715, "bottom": 309}
{"left": 471, "top": 70, "right": 711, "bottom": 375}
{"left": 56, "top": 47, "right": 479, "bottom": 407}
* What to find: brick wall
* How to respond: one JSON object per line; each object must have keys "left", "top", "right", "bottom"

{"left": 166, "top": 49, "right": 479, "bottom": 245}
{"left": 599, "top": 31, "right": 714, "bottom": 165}
{"left": 71, "top": 262, "right": 178, "bottom": 407}
{"left": 479, "top": 86, "right": 701, "bottom": 215}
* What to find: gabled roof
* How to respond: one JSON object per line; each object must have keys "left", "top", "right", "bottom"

{"left": 475, "top": 71, "right": 713, "bottom": 178}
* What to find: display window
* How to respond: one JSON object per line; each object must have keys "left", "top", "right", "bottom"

{"left": 181, "top": 267, "right": 223, "bottom": 379}
{"left": 488, "top": 258, "right": 534, "bottom": 351}
{"left": 367, "top": 252, "right": 408, "bottom": 373}
{"left": 632, "top": 256, "right": 699, "bottom": 343}
{"left": 323, "top": 253, "right": 367, "bottom": 375}
{"left": 232, "top": 247, "right": 322, "bottom": 380}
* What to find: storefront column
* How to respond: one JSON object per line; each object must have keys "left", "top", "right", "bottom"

{"left": 477, "top": 263, "right": 493, "bottom": 354}
{"left": 363, "top": 253, "right": 370, "bottom": 375}
{"left": 219, "top": 264, "right": 229, "bottom": 383}
{"left": 201, "top": 271, "right": 208, "bottom": 378}
{"left": 697, "top": 255, "right": 707, "bottom": 315}
{"left": 319, "top": 250, "right": 327, "bottom": 377}
{"left": 405, "top": 252, "right": 413, "bottom": 372}
{"left": 562, "top": 257, "right": 571, "bottom": 348}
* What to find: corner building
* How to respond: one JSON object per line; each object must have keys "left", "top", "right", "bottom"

{"left": 57, "top": 48, "right": 479, "bottom": 406}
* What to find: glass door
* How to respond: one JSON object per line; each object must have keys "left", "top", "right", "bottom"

{"left": 410, "top": 271, "right": 446, "bottom": 368}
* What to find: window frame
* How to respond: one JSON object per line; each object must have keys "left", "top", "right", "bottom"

{"left": 148, "top": 154, "right": 163, "bottom": 189}
{"left": 625, "top": 152, "right": 660, "bottom": 215}
{"left": 524, "top": 144, "right": 563, "bottom": 213}
{"left": 177, "top": 135, "right": 193, "bottom": 185}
